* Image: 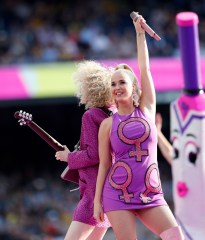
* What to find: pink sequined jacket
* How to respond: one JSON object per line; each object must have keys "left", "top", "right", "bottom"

{"left": 65, "top": 107, "right": 111, "bottom": 226}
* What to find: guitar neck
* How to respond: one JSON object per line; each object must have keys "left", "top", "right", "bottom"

{"left": 28, "top": 121, "right": 64, "bottom": 151}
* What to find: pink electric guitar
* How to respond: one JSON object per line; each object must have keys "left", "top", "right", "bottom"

{"left": 14, "top": 110, "right": 79, "bottom": 184}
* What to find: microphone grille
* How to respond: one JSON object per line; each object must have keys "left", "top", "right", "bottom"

{"left": 130, "top": 11, "right": 139, "bottom": 21}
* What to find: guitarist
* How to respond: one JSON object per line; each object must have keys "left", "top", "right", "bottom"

{"left": 55, "top": 60, "right": 115, "bottom": 240}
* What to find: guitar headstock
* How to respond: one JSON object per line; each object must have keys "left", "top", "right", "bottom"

{"left": 14, "top": 110, "right": 33, "bottom": 126}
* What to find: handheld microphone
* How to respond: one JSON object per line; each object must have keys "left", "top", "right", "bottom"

{"left": 130, "top": 11, "right": 161, "bottom": 41}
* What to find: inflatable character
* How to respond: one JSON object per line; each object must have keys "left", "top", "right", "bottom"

{"left": 171, "top": 12, "right": 205, "bottom": 239}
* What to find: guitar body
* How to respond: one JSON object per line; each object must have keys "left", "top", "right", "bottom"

{"left": 14, "top": 110, "right": 79, "bottom": 184}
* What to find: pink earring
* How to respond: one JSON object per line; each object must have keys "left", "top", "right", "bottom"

{"left": 133, "top": 92, "right": 139, "bottom": 107}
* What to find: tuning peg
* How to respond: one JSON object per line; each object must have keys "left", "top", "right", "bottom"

{"left": 18, "top": 119, "right": 25, "bottom": 126}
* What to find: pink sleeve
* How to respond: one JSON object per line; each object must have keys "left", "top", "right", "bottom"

{"left": 68, "top": 110, "right": 100, "bottom": 169}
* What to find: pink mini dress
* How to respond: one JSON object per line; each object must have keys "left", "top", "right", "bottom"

{"left": 103, "top": 107, "right": 167, "bottom": 212}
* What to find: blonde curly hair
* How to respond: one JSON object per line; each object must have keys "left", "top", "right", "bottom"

{"left": 73, "top": 60, "right": 114, "bottom": 109}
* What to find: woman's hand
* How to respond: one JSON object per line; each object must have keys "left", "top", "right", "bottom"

{"left": 155, "top": 112, "right": 163, "bottom": 132}
{"left": 93, "top": 201, "right": 105, "bottom": 222}
{"left": 55, "top": 145, "right": 70, "bottom": 162}
{"left": 133, "top": 15, "right": 146, "bottom": 34}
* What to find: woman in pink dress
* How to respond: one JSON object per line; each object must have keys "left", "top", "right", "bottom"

{"left": 55, "top": 60, "right": 113, "bottom": 240}
{"left": 94, "top": 15, "right": 185, "bottom": 240}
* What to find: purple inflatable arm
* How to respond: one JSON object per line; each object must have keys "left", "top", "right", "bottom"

{"left": 176, "top": 12, "right": 203, "bottom": 94}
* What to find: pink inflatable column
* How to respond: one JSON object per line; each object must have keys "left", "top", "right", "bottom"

{"left": 170, "top": 12, "right": 205, "bottom": 239}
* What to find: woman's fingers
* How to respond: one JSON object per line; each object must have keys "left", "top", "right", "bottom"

{"left": 55, "top": 148, "right": 69, "bottom": 162}
{"left": 94, "top": 204, "right": 104, "bottom": 222}
{"left": 100, "top": 211, "right": 105, "bottom": 222}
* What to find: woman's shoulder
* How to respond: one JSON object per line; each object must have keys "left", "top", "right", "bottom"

{"left": 100, "top": 116, "right": 112, "bottom": 129}
{"left": 137, "top": 106, "right": 155, "bottom": 123}
{"left": 84, "top": 107, "right": 108, "bottom": 116}
{"left": 83, "top": 107, "right": 110, "bottom": 125}
{"left": 82, "top": 108, "right": 103, "bottom": 119}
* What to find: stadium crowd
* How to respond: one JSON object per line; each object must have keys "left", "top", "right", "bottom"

{"left": 0, "top": 0, "right": 205, "bottom": 64}
{"left": 0, "top": 169, "right": 173, "bottom": 240}
{"left": 0, "top": 172, "right": 78, "bottom": 240}
{"left": 0, "top": 0, "right": 203, "bottom": 239}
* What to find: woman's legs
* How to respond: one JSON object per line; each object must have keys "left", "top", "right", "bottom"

{"left": 136, "top": 206, "right": 184, "bottom": 239}
{"left": 160, "top": 226, "right": 184, "bottom": 240}
{"left": 86, "top": 226, "right": 108, "bottom": 240}
{"left": 64, "top": 221, "right": 107, "bottom": 240}
{"left": 106, "top": 210, "right": 137, "bottom": 240}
